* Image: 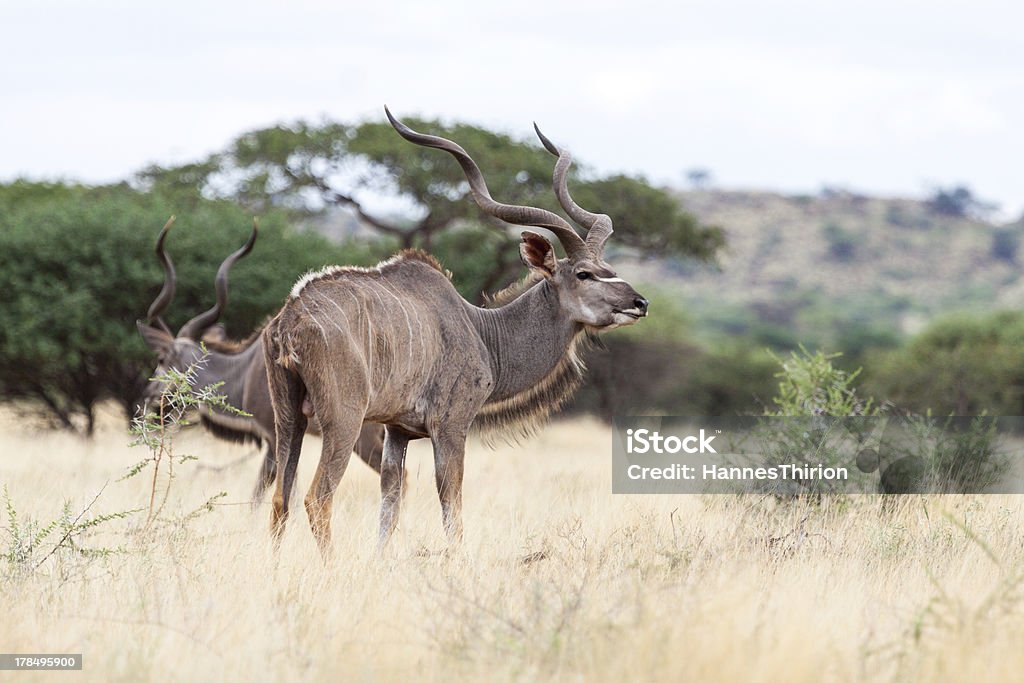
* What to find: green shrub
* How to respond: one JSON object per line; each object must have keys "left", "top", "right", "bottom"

{"left": 767, "top": 346, "right": 878, "bottom": 417}
{"left": 862, "top": 311, "right": 1024, "bottom": 416}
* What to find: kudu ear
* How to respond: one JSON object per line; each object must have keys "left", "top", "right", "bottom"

{"left": 137, "top": 320, "right": 175, "bottom": 352}
{"left": 519, "top": 231, "right": 558, "bottom": 277}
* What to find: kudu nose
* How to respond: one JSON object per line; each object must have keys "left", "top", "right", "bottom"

{"left": 635, "top": 297, "right": 649, "bottom": 314}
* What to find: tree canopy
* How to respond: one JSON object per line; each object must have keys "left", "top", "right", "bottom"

{"left": 138, "top": 117, "right": 724, "bottom": 299}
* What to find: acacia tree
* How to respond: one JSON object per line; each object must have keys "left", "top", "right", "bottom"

{"left": 137, "top": 117, "right": 724, "bottom": 301}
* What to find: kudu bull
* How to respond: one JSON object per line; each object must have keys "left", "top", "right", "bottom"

{"left": 137, "top": 219, "right": 385, "bottom": 503}
{"left": 263, "top": 108, "right": 649, "bottom": 554}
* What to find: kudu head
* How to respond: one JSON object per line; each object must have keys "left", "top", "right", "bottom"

{"left": 385, "top": 107, "right": 648, "bottom": 330}
{"left": 136, "top": 217, "right": 257, "bottom": 405}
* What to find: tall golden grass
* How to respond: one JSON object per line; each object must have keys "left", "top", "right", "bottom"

{"left": 1, "top": 405, "right": 1022, "bottom": 682}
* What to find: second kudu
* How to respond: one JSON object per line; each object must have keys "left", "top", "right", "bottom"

{"left": 263, "top": 108, "right": 649, "bottom": 553}
{"left": 137, "top": 219, "right": 385, "bottom": 503}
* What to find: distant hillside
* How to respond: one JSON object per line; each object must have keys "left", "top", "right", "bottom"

{"left": 620, "top": 189, "right": 1024, "bottom": 354}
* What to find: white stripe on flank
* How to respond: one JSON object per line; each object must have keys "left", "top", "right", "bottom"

{"left": 299, "top": 300, "right": 328, "bottom": 341}
{"left": 342, "top": 289, "right": 373, "bottom": 380}
{"left": 373, "top": 279, "right": 416, "bottom": 369}
{"left": 323, "top": 297, "right": 351, "bottom": 335}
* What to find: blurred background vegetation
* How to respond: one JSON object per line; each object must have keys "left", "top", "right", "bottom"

{"left": 1, "top": 116, "right": 1022, "bottom": 434}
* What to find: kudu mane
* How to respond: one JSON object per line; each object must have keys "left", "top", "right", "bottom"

{"left": 290, "top": 249, "right": 450, "bottom": 299}
{"left": 201, "top": 324, "right": 266, "bottom": 354}
{"left": 483, "top": 271, "right": 545, "bottom": 308}
{"left": 199, "top": 414, "right": 263, "bottom": 446}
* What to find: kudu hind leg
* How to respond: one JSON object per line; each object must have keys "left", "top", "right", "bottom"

{"left": 354, "top": 424, "right": 386, "bottom": 474}
{"left": 378, "top": 427, "right": 410, "bottom": 549}
{"left": 305, "top": 409, "right": 365, "bottom": 558}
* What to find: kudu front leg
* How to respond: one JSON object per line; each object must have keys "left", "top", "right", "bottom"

{"left": 431, "top": 431, "right": 467, "bottom": 547}
{"left": 377, "top": 427, "right": 410, "bottom": 550}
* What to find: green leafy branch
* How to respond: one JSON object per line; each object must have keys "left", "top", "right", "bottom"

{"left": 1, "top": 484, "right": 138, "bottom": 581}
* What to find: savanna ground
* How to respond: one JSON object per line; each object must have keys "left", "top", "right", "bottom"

{"left": 1, "top": 404, "right": 1023, "bottom": 682}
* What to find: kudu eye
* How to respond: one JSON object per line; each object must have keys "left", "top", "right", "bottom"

{"left": 576, "top": 271, "right": 592, "bottom": 281}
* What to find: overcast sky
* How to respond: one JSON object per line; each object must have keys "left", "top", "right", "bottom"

{"left": 3, "top": 0, "right": 1022, "bottom": 219}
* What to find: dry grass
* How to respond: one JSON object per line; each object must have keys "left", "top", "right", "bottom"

{"left": 1, "top": 405, "right": 1022, "bottom": 682}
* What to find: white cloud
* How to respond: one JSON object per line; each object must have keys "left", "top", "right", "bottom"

{"left": 1, "top": 0, "right": 1022, "bottom": 217}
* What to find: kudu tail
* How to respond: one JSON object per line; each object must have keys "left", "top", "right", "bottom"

{"left": 262, "top": 319, "right": 309, "bottom": 543}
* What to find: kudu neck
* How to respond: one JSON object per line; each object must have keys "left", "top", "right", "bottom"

{"left": 467, "top": 279, "right": 581, "bottom": 402}
{"left": 191, "top": 339, "right": 262, "bottom": 406}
